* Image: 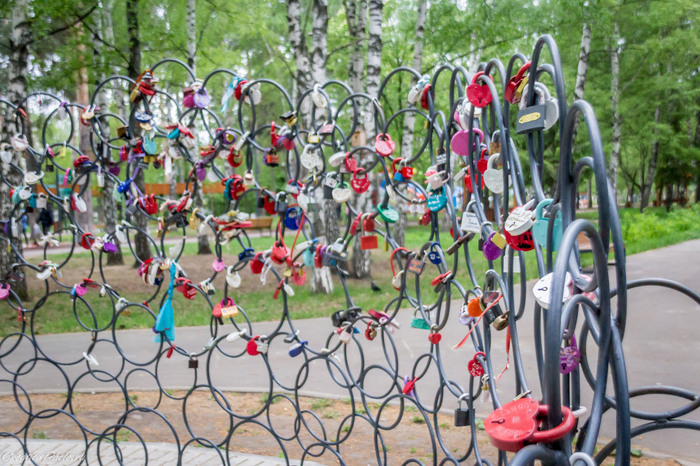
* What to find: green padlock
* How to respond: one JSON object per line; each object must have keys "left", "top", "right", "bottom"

{"left": 377, "top": 204, "right": 399, "bottom": 223}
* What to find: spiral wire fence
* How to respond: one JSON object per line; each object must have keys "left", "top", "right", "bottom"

{"left": 0, "top": 34, "right": 699, "bottom": 465}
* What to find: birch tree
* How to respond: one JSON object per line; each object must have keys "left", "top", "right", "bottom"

{"left": 345, "top": 0, "right": 367, "bottom": 93}
{"left": 0, "top": 0, "right": 31, "bottom": 299}
{"left": 609, "top": 21, "right": 621, "bottom": 204}
{"left": 395, "top": 0, "right": 427, "bottom": 247}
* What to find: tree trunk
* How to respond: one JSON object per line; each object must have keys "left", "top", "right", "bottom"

{"left": 640, "top": 107, "right": 661, "bottom": 212}
{"left": 97, "top": 0, "right": 124, "bottom": 265}
{"left": 1, "top": 0, "right": 31, "bottom": 300}
{"left": 345, "top": 0, "right": 367, "bottom": 93}
{"left": 187, "top": 0, "right": 196, "bottom": 71}
{"left": 394, "top": 0, "right": 426, "bottom": 249}
{"left": 609, "top": 21, "right": 621, "bottom": 205}
{"left": 311, "top": 0, "right": 328, "bottom": 85}
{"left": 365, "top": 0, "right": 383, "bottom": 101}
{"left": 571, "top": 20, "right": 592, "bottom": 145}
{"left": 75, "top": 23, "right": 95, "bottom": 233}
{"left": 126, "top": 0, "right": 151, "bottom": 264}
{"left": 286, "top": 0, "right": 312, "bottom": 92}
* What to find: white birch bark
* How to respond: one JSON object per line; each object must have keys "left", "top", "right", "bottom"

{"left": 187, "top": 0, "right": 197, "bottom": 72}
{"left": 1, "top": 0, "right": 31, "bottom": 299}
{"left": 345, "top": 0, "right": 367, "bottom": 93}
{"left": 609, "top": 21, "right": 621, "bottom": 204}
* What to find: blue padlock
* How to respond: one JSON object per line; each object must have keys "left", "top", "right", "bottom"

{"left": 142, "top": 135, "right": 157, "bottom": 155}
{"left": 117, "top": 179, "right": 132, "bottom": 194}
{"left": 531, "top": 199, "right": 562, "bottom": 251}
{"left": 284, "top": 206, "right": 302, "bottom": 230}
{"left": 426, "top": 187, "right": 447, "bottom": 212}
{"left": 238, "top": 247, "right": 254, "bottom": 261}
{"left": 393, "top": 171, "right": 405, "bottom": 182}
{"left": 428, "top": 243, "right": 442, "bottom": 265}
{"left": 289, "top": 340, "right": 308, "bottom": 357}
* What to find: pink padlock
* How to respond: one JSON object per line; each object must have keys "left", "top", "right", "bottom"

{"left": 374, "top": 133, "right": 395, "bottom": 157}
{"left": 212, "top": 259, "right": 226, "bottom": 272}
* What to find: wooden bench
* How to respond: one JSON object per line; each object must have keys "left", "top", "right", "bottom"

{"left": 246, "top": 216, "right": 274, "bottom": 236}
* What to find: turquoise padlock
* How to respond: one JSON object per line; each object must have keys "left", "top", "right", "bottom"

{"left": 167, "top": 127, "right": 180, "bottom": 139}
{"left": 112, "top": 183, "right": 126, "bottom": 202}
{"left": 426, "top": 187, "right": 447, "bottom": 212}
{"left": 531, "top": 199, "right": 562, "bottom": 251}
{"left": 303, "top": 247, "right": 315, "bottom": 267}
{"left": 142, "top": 135, "right": 157, "bottom": 154}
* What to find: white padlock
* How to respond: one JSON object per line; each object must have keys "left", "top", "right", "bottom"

{"left": 504, "top": 203, "right": 535, "bottom": 236}
{"left": 533, "top": 272, "right": 572, "bottom": 310}
{"left": 483, "top": 153, "right": 504, "bottom": 194}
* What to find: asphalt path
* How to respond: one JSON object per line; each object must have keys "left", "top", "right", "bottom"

{"left": 2, "top": 240, "right": 699, "bottom": 461}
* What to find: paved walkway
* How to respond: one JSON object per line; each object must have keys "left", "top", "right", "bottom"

{"left": 0, "top": 439, "right": 320, "bottom": 465}
{"left": 2, "top": 240, "right": 700, "bottom": 462}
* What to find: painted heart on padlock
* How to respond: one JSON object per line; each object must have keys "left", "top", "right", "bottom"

{"left": 504, "top": 229, "right": 535, "bottom": 251}
{"left": 374, "top": 134, "right": 395, "bottom": 157}
{"left": 450, "top": 131, "right": 471, "bottom": 156}
{"left": 468, "top": 358, "right": 484, "bottom": 377}
{"left": 466, "top": 83, "right": 492, "bottom": 108}
{"left": 212, "top": 259, "right": 226, "bottom": 272}
{"left": 351, "top": 170, "right": 370, "bottom": 194}
{"left": 426, "top": 188, "right": 447, "bottom": 212}
{"left": 428, "top": 333, "right": 442, "bottom": 344}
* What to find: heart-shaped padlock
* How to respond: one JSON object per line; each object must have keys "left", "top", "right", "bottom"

{"left": 343, "top": 153, "right": 357, "bottom": 173}
{"left": 466, "top": 71, "right": 492, "bottom": 108}
{"left": 504, "top": 229, "right": 535, "bottom": 251}
{"left": 351, "top": 169, "right": 370, "bottom": 194}
{"left": 374, "top": 133, "right": 395, "bottom": 157}
{"left": 332, "top": 182, "right": 352, "bottom": 203}
{"left": 483, "top": 153, "right": 504, "bottom": 194}
{"left": 300, "top": 146, "right": 321, "bottom": 170}
{"left": 504, "top": 205, "right": 534, "bottom": 236}
{"left": 477, "top": 149, "right": 489, "bottom": 174}
{"left": 531, "top": 199, "right": 562, "bottom": 250}
{"left": 426, "top": 187, "right": 447, "bottom": 212}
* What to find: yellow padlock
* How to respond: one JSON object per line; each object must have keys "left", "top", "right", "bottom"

{"left": 491, "top": 231, "right": 507, "bottom": 249}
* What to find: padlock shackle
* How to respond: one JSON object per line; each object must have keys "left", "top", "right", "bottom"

{"left": 530, "top": 405, "right": 575, "bottom": 443}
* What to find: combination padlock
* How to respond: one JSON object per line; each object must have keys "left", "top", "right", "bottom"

{"left": 454, "top": 394, "right": 471, "bottom": 427}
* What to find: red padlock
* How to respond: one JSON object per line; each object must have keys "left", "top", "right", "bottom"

{"left": 428, "top": 332, "right": 442, "bottom": 345}
{"left": 420, "top": 84, "right": 432, "bottom": 110}
{"left": 468, "top": 352, "right": 485, "bottom": 376}
{"left": 360, "top": 234, "right": 378, "bottom": 250}
{"left": 271, "top": 241, "right": 289, "bottom": 264}
{"left": 484, "top": 398, "right": 575, "bottom": 452}
{"left": 466, "top": 71, "right": 493, "bottom": 108}
{"left": 477, "top": 148, "right": 489, "bottom": 174}
{"left": 344, "top": 153, "right": 357, "bottom": 172}
{"left": 401, "top": 164, "right": 414, "bottom": 180}
{"left": 80, "top": 233, "right": 95, "bottom": 250}
{"left": 363, "top": 216, "right": 375, "bottom": 233}
{"left": 246, "top": 336, "right": 261, "bottom": 355}
{"left": 263, "top": 194, "right": 276, "bottom": 215}
{"left": 504, "top": 229, "right": 535, "bottom": 252}
{"left": 349, "top": 212, "right": 364, "bottom": 235}
{"left": 250, "top": 252, "right": 265, "bottom": 274}
{"left": 351, "top": 168, "right": 370, "bottom": 194}
{"left": 504, "top": 61, "right": 531, "bottom": 105}
{"left": 228, "top": 147, "right": 243, "bottom": 167}
{"left": 419, "top": 210, "right": 432, "bottom": 226}
{"left": 374, "top": 133, "right": 395, "bottom": 157}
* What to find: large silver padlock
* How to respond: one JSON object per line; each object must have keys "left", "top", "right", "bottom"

{"left": 454, "top": 394, "right": 471, "bottom": 426}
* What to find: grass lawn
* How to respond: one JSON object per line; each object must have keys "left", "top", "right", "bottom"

{"left": 5, "top": 204, "right": 699, "bottom": 337}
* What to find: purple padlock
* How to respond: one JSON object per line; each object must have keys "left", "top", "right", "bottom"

{"left": 103, "top": 242, "right": 118, "bottom": 253}
{"left": 560, "top": 334, "right": 581, "bottom": 375}
{"left": 193, "top": 88, "right": 211, "bottom": 108}
{"left": 196, "top": 161, "right": 206, "bottom": 181}
{"left": 483, "top": 231, "right": 503, "bottom": 261}
{"left": 109, "top": 165, "right": 120, "bottom": 176}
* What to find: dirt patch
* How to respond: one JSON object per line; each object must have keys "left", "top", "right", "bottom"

{"left": 1, "top": 392, "right": 675, "bottom": 465}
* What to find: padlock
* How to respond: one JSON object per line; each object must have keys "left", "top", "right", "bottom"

{"left": 483, "top": 153, "right": 504, "bottom": 194}
{"left": 466, "top": 71, "right": 492, "bottom": 108}
{"left": 419, "top": 210, "right": 432, "bottom": 226}
{"left": 492, "top": 311, "right": 509, "bottom": 330}
{"left": 532, "top": 272, "right": 573, "bottom": 310}
{"left": 332, "top": 182, "right": 352, "bottom": 204}
{"left": 374, "top": 133, "right": 395, "bottom": 157}
{"left": 338, "top": 326, "right": 353, "bottom": 344}
{"left": 484, "top": 398, "right": 575, "bottom": 452}
{"left": 504, "top": 61, "right": 531, "bottom": 104}
{"left": 264, "top": 149, "right": 279, "bottom": 167}
{"left": 188, "top": 355, "right": 199, "bottom": 369}
{"left": 505, "top": 204, "right": 535, "bottom": 236}
{"left": 428, "top": 332, "right": 442, "bottom": 345}
{"left": 461, "top": 212, "right": 481, "bottom": 235}
{"left": 407, "top": 257, "right": 425, "bottom": 275}
{"left": 531, "top": 199, "right": 562, "bottom": 251}
{"left": 360, "top": 215, "right": 378, "bottom": 250}
{"left": 454, "top": 394, "right": 471, "bottom": 427}
{"left": 426, "top": 187, "right": 447, "bottom": 212}
{"left": 376, "top": 204, "right": 399, "bottom": 223}
{"left": 516, "top": 104, "right": 547, "bottom": 135}
{"left": 483, "top": 231, "right": 505, "bottom": 261}
{"left": 308, "top": 132, "right": 320, "bottom": 144}
{"left": 275, "top": 193, "right": 288, "bottom": 213}
{"left": 351, "top": 168, "right": 370, "bottom": 194}
{"left": 343, "top": 153, "right": 357, "bottom": 173}
{"left": 365, "top": 322, "right": 378, "bottom": 341}
{"left": 427, "top": 243, "right": 441, "bottom": 265}
{"left": 560, "top": 333, "right": 581, "bottom": 375}
{"left": 468, "top": 352, "right": 485, "bottom": 376}
{"left": 505, "top": 229, "right": 535, "bottom": 252}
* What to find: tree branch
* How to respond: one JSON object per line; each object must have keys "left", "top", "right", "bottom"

{"left": 41, "top": 3, "right": 99, "bottom": 40}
